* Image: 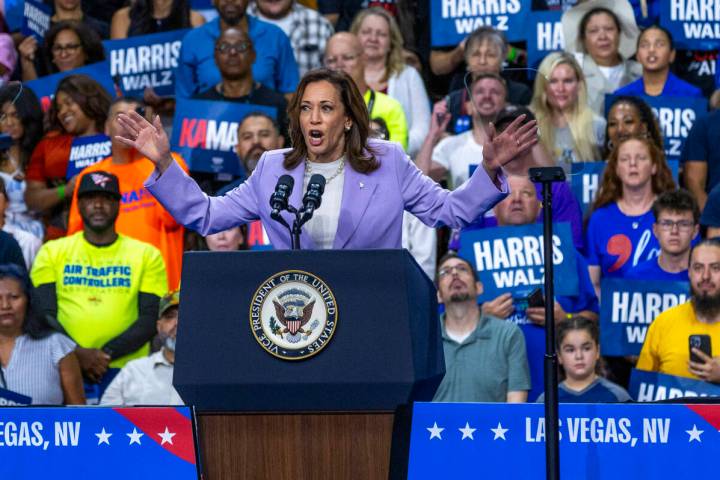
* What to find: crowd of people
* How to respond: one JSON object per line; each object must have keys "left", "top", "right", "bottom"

{"left": 0, "top": 0, "right": 719, "bottom": 406}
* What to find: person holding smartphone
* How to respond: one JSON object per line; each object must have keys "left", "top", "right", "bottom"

{"left": 637, "top": 239, "right": 720, "bottom": 382}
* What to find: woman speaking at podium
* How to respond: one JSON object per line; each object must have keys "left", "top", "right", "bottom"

{"left": 116, "top": 69, "right": 538, "bottom": 250}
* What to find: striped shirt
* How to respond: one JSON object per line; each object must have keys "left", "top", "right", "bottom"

{"left": 1, "top": 333, "right": 76, "bottom": 405}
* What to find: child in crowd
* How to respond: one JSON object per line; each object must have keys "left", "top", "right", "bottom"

{"left": 537, "top": 316, "right": 632, "bottom": 403}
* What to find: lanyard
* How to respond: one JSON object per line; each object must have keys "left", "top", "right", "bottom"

{"left": 0, "top": 365, "right": 6, "bottom": 389}
{"left": 367, "top": 89, "right": 376, "bottom": 118}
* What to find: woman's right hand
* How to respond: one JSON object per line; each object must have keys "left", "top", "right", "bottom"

{"left": 18, "top": 36, "right": 37, "bottom": 62}
{"left": 116, "top": 111, "right": 173, "bottom": 173}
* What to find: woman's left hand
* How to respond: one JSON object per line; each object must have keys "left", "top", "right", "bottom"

{"left": 482, "top": 114, "right": 538, "bottom": 174}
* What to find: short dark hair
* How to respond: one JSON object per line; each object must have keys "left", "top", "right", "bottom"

{"left": 436, "top": 252, "right": 478, "bottom": 283}
{"left": 466, "top": 71, "right": 507, "bottom": 94}
{"left": 579, "top": 8, "right": 621, "bottom": 49}
{"left": 556, "top": 315, "right": 599, "bottom": 350}
{"left": 494, "top": 105, "right": 536, "bottom": 134}
{"left": 239, "top": 111, "right": 280, "bottom": 135}
{"left": 639, "top": 24, "right": 674, "bottom": 50}
{"left": 652, "top": 189, "right": 700, "bottom": 224}
{"left": 690, "top": 238, "right": 720, "bottom": 261}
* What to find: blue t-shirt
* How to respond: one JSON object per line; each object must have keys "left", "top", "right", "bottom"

{"left": 681, "top": 110, "right": 720, "bottom": 195}
{"left": 586, "top": 202, "right": 661, "bottom": 278}
{"left": 537, "top": 377, "right": 632, "bottom": 403}
{"left": 701, "top": 182, "right": 720, "bottom": 228}
{"left": 614, "top": 72, "right": 703, "bottom": 98}
{"left": 175, "top": 16, "right": 300, "bottom": 97}
{"left": 626, "top": 257, "right": 689, "bottom": 282}
{"left": 504, "top": 252, "right": 599, "bottom": 402}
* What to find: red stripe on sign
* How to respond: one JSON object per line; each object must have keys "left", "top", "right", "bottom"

{"left": 686, "top": 404, "right": 720, "bottom": 430}
{"left": 114, "top": 407, "right": 196, "bottom": 464}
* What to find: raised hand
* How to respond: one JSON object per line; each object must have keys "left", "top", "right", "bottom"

{"left": 116, "top": 111, "right": 173, "bottom": 173}
{"left": 482, "top": 114, "right": 539, "bottom": 173}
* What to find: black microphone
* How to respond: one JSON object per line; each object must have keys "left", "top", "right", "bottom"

{"left": 270, "top": 175, "right": 294, "bottom": 217}
{"left": 300, "top": 174, "right": 326, "bottom": 221}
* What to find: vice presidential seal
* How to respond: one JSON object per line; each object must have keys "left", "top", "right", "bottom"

{"left": 249, "top": 270, "right": 338, "bottom": 360}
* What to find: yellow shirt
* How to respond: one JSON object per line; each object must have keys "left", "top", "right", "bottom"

{"left": 364, "top": 89, "right": 408, "bottom": 151}
{"left": 636, "top": 301, "right": 720, "bottom": 379}
{"left": 30, "top": 232, "right": 168, "bottom": 367}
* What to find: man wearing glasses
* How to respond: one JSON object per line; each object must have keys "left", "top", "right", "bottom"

{"left": 627, "top": 189, "right": 700, "bottom": 282}
{"left": 194, "top": 27, "right": 288, "bottom": 140}
{"left": 432, "top": 252, "right": 530, "bottom": 403}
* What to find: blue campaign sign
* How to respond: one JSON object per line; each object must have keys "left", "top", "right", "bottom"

{"left": 525, "top": 11, "right": 565, "bottom": 76}
{"left": 66, "top": 134, "right": 112, "bottom": 179}
{"left": 171, "top": 98, "right": 277, "bottom": 174}
{"left": 25, "top": 61, "right": 117, "bottom": 111}
{"left": 408, "top": 402, "right": 720, "bottom": 479}
{"left": 600, "top": 278, "right": 690, "bottom": 356}
{"left": 630, "top": 369, "right": 720, "bottom": 402}
{"left": 659, "top": 0, "right": 720, "bottom": 50}
{"left": 0, "top": 406, "right": 199, "bottom": 479}
{"left": 0, "top": 387, "right": 32, "bottom": 406}
{"left": 571, "top": 160, "right": 680, "bottom": 214}
{"left": 430, "top": 0, "right": 530, "bottom": 47}
{"left": 457, "top": 222, "right": 577, "bottom": 301}
{"left": 103, "top": 29, "right": 188, "bottom": 97}
{"left": 605, "top": 94, "right": 707, "bottom": 162}
{"left": 21, "top": 0, "right": 51, "bottom": 41}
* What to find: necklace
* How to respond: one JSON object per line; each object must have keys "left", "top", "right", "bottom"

{"left": 305, "top": 158, "right": 345, "bottom": 184}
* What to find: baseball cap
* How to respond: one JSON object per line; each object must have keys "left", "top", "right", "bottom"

{"left": 159, "top": 290, "right": 180, "bottom": 317}
{"left": 77, "top": 171, "right": 121, "bottom": 200}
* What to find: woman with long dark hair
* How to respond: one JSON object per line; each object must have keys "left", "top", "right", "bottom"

{"left": 110, "top": 0, "right": 205, "bottom": 39}
{"left": 116, "top": 69, "right": 538, "bottom": 250}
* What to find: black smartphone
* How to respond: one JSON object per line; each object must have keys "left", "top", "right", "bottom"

{"left": 689, "top": 334, "right": 712, "bottom": 363}
{"left": 527, "top": 288, "right": 544, "bottom": 308}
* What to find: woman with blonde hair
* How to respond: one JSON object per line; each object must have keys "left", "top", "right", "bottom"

{"left": 530, "top": 52, "right": 606, "bottom": 173}
{"left": 350, "top": 7, "right": 430, "bottom": 156}
{"left": 586, "top": 136, "right": 675, "bottom": 294}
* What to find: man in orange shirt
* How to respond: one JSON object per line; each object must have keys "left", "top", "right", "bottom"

{"left": 67, "top": 99, "right": 187, "bottom": 289}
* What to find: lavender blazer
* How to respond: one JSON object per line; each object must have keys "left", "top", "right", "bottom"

{"left": 144, "top": 139, "right": 508, "bottom": 249}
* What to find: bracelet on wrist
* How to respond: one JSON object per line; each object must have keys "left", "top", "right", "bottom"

{"left": 56, "top": 184, "right": 65, "bottom": 201}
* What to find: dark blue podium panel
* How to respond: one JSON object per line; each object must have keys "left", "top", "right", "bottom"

{"left": 175, "top": 249, "right": 445, "bottom": 412}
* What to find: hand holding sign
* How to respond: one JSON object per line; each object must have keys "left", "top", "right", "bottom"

{"left": 688, "top": 349, "right": 720, "bottom": 384}
{"left": 481, "top": 292, "right": 514, "bottom": 319}
{"left": 116, "top": 111, "right": 173, "bottom": 173}
{"left": 482, "top": 115, "right": 538, "bottom": 178}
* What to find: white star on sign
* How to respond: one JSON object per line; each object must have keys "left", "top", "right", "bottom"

{"left": 95, "top": 428, "right": 112, "bottom": 445}
{"left": 158, "top": 427, "right": 176, "bottom": 445}
{"left": 686, "top": 424, "right": 704, "bottom": 443}
{"left": 491, "top": 422, "right": 509, "bottom": 440}
{"left": 459, "top": 422, "right": 476, "bottom": 440}
{"left": 127, "top": 428, "right": 144, "bottom": 445}
{"left": 427, "top": 422, "right": 444, "bottom": 440}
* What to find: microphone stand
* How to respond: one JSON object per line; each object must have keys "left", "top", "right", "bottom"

{"left": 528, "top": 166, "right": 565, "bottom": 480}
{"left": 271, "top": 205, "right": 312, "bottom": 251}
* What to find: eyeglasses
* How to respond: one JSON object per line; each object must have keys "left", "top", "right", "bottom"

{"left": 215, "top": 42, "right": 251, "bottom": 55}
{"left": 324, "top": 53, "right": 359, "bottom": 68}
{"left": 52, "top": 43, "right": 81, "bottom": 55}
{"left": 0, "top": 111, "right": 18, "bottom": 123}
{"left": 438, "top": 264, "right": 473, "bottom": 278}
{"left": 657, "top": 219, "right": 695, "bottom": 231}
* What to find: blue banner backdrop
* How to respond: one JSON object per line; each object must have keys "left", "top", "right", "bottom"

{"left": 66, "top": 134, "right": 112, "bottom": 179}
{"left": 0, "top": 407, "right": 199, "bottom": 479}
{"left": 599, "top": 279, "right": 690, "bottom": 356}
{"left": 170, "top": 99, "right": 277, "bottom": 174}
{"left": 408, "top": 402, "right": 720, "bottom": 479}
{"left": 25, "top": 61, "right": 117, "bottom": 111}
{"left": 430, "top": 0, "right": 530, "bottom": 47}
{"left": 21, "top": 0, "right": 51, "bottom": 41}
{"left": 525, "top": 10, "right": 565, "bottom": 76}
{"left": 103, "top": 30, "right": 188, "bottom": 97}
{"left": 630, "top": 369, "right": 720, "bottom": 402}
{"left": 457, "top": 222, "right": 577, "bottom": 301}
{"left": 659, "top": 0, "right": 720, "bottom": 50}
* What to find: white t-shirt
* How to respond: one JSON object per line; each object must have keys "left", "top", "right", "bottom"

{"left": 304, "top": 158, "right": 345, "bottom": 250}
{"left": 431, "top": 130, "right": 484, "bottom": 190}
{"left": 255, "top": 11, "right": 294, "bottom": 35}
{"left": 597, "top": 64, "right": 625, "bottom": 92}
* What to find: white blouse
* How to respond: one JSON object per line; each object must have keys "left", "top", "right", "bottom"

{"left": 303, "top": 157, "right": 345, "bottom": 249}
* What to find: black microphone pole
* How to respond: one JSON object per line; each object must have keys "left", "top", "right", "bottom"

{"left": 528, "top": 166, "right": 565, "bottom": 480}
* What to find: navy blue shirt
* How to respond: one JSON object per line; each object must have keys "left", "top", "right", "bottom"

{"left": 614, "top": 72, "right": 703, "bottom": 98}
{"left": 537, "top": 377, "right": 632, "bottom": 403}
{"left": 681, "top": 110, "right": 720, "bottom": 194}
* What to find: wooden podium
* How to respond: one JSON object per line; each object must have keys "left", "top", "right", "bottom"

{"left": 176, "top": 250, "right": 444, "bottom": 479}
